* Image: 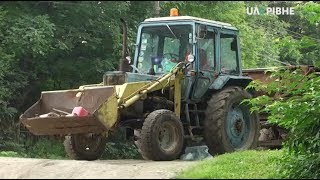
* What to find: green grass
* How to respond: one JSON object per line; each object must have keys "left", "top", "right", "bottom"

{"left": 0, "top": 138, "right": 67, "bottom": 159}
{"left": 0, "top": 136, "right": 141, "bottom": 160}
{"left": 0, "top": 151, "right": 27, "bottom": 157}
{"left": 176, "top": 149, "right": 282, "bottom": 179}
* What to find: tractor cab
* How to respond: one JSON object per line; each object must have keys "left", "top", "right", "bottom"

{"left": 129, "top": 9, "right": 246, "bottom": 102}
{"left": 132, "top": 9, "right": 240, "bottom": 74}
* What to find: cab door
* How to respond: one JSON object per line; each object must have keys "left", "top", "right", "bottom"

{"left": 190, "top": 25, "right": 218, "bottom": 101}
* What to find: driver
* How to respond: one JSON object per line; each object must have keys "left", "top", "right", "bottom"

{"left": 162, "top": 55, "right": 179, "bottom": 72}
{"left": 162, "top": 45, "right": 193, "bottom": 72}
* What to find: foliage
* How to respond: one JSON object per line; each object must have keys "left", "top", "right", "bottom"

{"left": 24, "top": 137, "right": 67, "bottom": 159}
{"left": 101, "top": 127, "right": 141, "bottom": 159}
{"left": 0, "top": 134, "right": 141, "bottom": 160}
{"left": 1, "top": 137, "right": 67, "bottom": 159}
{"left": 276, "top": 1, "right": 320, "bottom": 66}
{"left": 101, "top": 141, "right": 141, "bottom": 160}
{"left": 246, "top": 68, "right": 320, "bottom": 179}
{"left": 299, "top": 1, "right": 320, "bottom": 24}
{"left": 176, "top": 149, "right": 282, "bottom": 179}
{"left": 0, "top": 151, "right": 24, "bottom": 157}
{"left": 0, "top": 1, "right": 149, "bottom": 157}
{"left": 0, "top": 1, "right": 154, "bottom": 140}
{"left": 0, "top": 140, "right": 26, "bottom": 152}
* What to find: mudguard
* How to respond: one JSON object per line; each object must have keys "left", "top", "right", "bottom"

{"left": 209, "top": 75, "right": 253, "bottom": 90}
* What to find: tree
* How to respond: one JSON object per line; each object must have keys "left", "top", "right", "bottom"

{"left": 246, "top": 68, "right": 320, "bottom": 178}
{"left": 0, "top": 1, "right": 154, "bottom": 140}
{"left": 276, "top": 1, "right": 320, "bottom": 66}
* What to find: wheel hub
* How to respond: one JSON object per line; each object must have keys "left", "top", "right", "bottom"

{"left": 78, "top": 133, "right": 102, "bottom": 152}
{"left": 234, "top": 118, "right": 243, "bottom": 135}
{"left": 159, "top": 128, "right": 170, "bottom": 147}
{"left": 226, "top": 105, "right": 251, "bottom": 148}
{"left": 158, "top": 122, "right": 177, "bottom": 151}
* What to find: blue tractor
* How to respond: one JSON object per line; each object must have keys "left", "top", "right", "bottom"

{"left": 20, "top": 10, "right": 260, "bottom": 161}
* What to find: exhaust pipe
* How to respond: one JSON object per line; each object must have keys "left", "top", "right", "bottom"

{"left": 119, "top": 18, "right": 129, "bottom": 72}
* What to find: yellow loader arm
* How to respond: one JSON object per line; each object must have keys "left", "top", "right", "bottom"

{"left": 20, "top": 62, "right": 186, "bottom": 135}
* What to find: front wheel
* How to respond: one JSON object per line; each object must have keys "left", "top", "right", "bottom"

{"left": 204, "top": 86, "right": 260, "bottom": 156}
{"left": 64, "top": 132, "right": 107, "bottom": 160}
{"left": 135, "top": 109, "right": 184, "bottom": 161}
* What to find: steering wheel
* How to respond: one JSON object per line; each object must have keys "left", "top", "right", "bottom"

{"left": 163, "top": 53, "right": 180, "bottom": 61}
{"left": 130, "top": 64, "right": 143, "bottom": 74}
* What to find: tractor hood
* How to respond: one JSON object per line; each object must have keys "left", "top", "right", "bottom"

{"left": 126, "top": 72, "right": 160, "bottom": 82}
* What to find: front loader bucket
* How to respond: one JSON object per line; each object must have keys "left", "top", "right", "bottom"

{"left": 20, "top": 86, "right": 115, "bottom": 135}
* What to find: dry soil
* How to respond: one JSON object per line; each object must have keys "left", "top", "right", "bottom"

{"left": 0, "top": 157, "right": 197, "bottom": 179}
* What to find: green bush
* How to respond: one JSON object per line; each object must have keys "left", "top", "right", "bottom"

{"left": 25, "top": 137, "right": 67, "bottom": 159}
{"left": 1, "top": 131, "right": 141, "bottom": 160}
{"left": 0, "top": 151, "right": 26, "bottom": 157}
{"left": 0, "top": 136, "right": 66, "bottom": 159}
{"left": 246, "top": 68, "right": 320, "bottom": 179}
{"left": 0, "top": 140, "right": 25, "bottom": 152}
{"left": 101, "top": 128, "right": 142, "bottom": 159}
{"left": 101, "top": 141, "right": 142, "bottom": 160}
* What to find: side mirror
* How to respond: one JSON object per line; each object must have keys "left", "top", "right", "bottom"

{"left": 231, "top": 39, "right": 237, "bottom": 51}
{"left": 188, "top": 33, "right": 193, "bottom": 44}
{"left": 187, "top": 54, "right": 195, "bottom": 63}
{"left": 126, "top": 56, "right": 131, "bottom": 64}
{"left": 182, "top": 54, "right": 195, "bottom": 70}
{"left": 197, "top": 25, "right": 207, "bottom": 39}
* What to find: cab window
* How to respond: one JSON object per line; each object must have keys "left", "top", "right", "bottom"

{"left": 220, "top": 33, "right": 239, "bottom": 75}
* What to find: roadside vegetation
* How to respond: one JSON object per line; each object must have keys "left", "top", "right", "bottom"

{"left": 176, "top": 149, "right": 281, "bottom": 179}
{"left": 246, "top": 68, "right": 320, "bottom": 179}
{"left": 0, "top": 128, "right": 141, "bottom": 160}
{"left": 177, "top": 67, "right": 320, "bottom": 179}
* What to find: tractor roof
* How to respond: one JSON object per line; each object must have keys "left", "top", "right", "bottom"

{"left": 143, "top": 16, "right": 238, "bottom": 30}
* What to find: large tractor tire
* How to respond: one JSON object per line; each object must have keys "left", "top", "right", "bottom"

{"left": 204, "top": 86, "right": 260, "bottom": 156}
{"left": 135, "top": 109, "right": 184, "bottom": 161}
{"left": 64, "top": 132, "right": 107, "bottom": 160}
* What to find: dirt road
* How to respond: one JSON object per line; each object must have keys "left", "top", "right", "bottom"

{"left": 0, "top": 157, "right": 197, "bottom": 179}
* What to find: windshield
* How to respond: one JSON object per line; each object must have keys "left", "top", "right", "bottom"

{"left": 135, "top": 24, "right": 193, "bottom": 74}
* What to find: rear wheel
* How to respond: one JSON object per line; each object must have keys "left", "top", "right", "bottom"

{"left": 204, "top": 86, "right": 260, "bottom": 156}
{"left": 64, "top": 132, "right": 107, "bottom": 160}
{"left": 135, "top": 109, "right": 184, "bottom": 161}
